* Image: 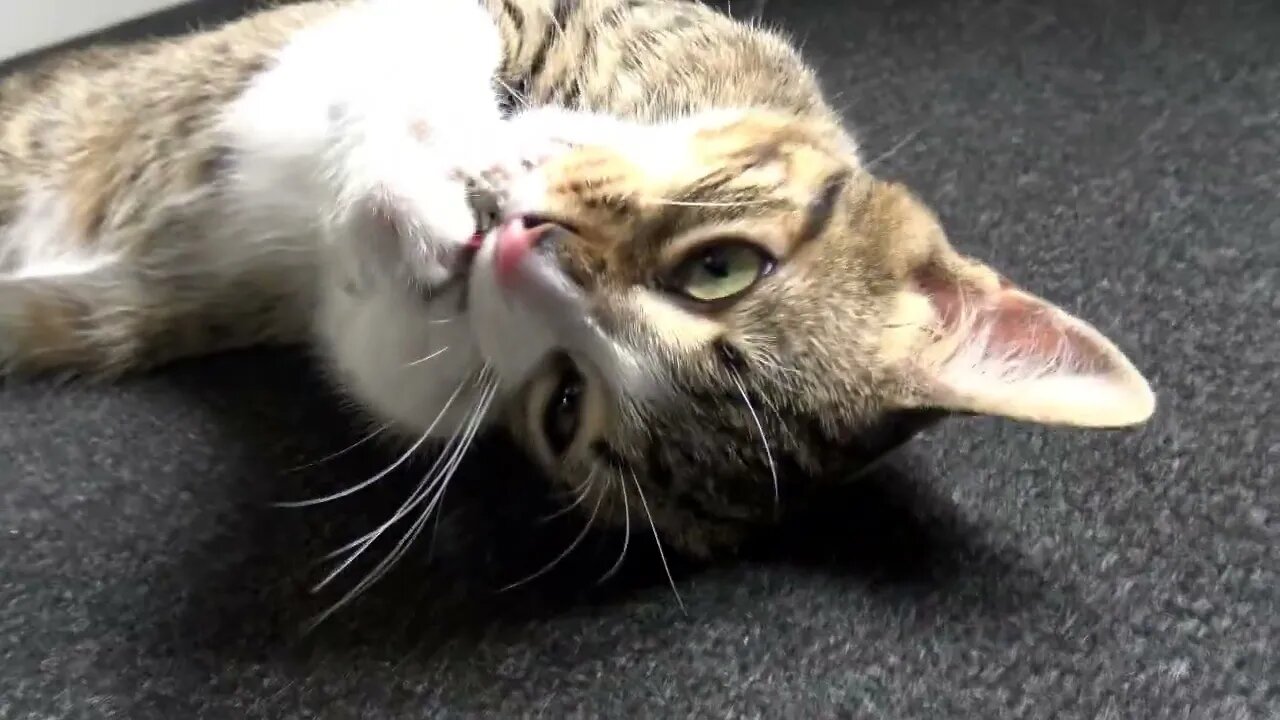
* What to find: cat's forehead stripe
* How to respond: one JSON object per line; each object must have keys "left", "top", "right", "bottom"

{"left": 795, "top": 169, "right": 851, "bottom": 246}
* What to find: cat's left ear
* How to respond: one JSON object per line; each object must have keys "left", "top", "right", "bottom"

{"left": 876, "top": 200, "right": 1155, "bottom": 428}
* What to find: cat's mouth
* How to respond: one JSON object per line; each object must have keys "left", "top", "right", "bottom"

{"left": 417, "top": 223, "right": 492, "bottom": 303}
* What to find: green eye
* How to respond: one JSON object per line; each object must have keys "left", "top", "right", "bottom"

{"left": 666, "top": 242, "right": 775, "bottom": 303}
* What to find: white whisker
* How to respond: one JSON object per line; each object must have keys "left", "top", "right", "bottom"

{"left": 275, "top": 430, "right": 430, "bottom": 509}
{"left": 314, "top": 417, "right": 461, "bottom": 569}
{"left": 541, "top": 6, "right": 567, "bottom": 38}
{"left": 358, "top": 386, "right": 492, "bottom": 580}
{"left": 276, "top": 376, "right": 468, "bottom": 509}
{"left": 538, "top": 469, "right": 598, "bottom": 523}
{"left": 406, "top": 346, "right": 448, "bottom": 367}
{"left": 313, "top": 374, "right": 484, "bottom": 575}
{"left": 355, "top": 379, "right": 496, "bottom": 577}
{"left": 628, "top": 469, "right": 684, "bottom": 611}
{"left": 864, "top": 126, "right": 923, "bottom": 171}
{"left": 284, "top": 423, "right": 387, "bottom": 473}
{"left": 597, "top": 475, "right": 631, "bottom": 584}
{"left": 305, "top": 377, "right": 498, "bottom": 630}
{"left": 638, "top": 197, "right": 773, "bottom": 209}
{"left": 729, "top": 370, "right": 779, "bottom": 505}
{"left": 426, "top": 481, "right": 449, "bottom": 564}
{"left": 494, "top": 77, "right": 528, "bottom": 110}
{"left": 499, "top": 478, "right": 605, "bottom": 592}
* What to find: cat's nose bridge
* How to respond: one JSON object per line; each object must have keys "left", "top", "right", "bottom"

{"left": 545, "top": 217, "right": 651, "bottom": 290}
{"left": 545, "top": 224, "right": 607, "bottom": 289}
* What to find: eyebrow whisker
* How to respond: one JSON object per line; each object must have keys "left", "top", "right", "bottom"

{"left": 638, "top": 197, "right": 774, "bottom": 209}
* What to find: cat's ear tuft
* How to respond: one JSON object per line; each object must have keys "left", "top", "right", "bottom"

{"left": 881, "top": 253, "right": 1156, "bottom": 428}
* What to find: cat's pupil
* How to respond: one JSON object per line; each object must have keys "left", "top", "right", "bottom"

{"left": 701, "top": 250, "right": 731, "bottom": 279}
{"left": 555, "top": 387, "right": 579, "bottom": 424}
{"left": 543, "top": 362, "right": 584, "bottom": 456}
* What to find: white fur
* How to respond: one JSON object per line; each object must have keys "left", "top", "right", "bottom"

{"left": 219, "top": 0, "right": 510, "bottom": 434}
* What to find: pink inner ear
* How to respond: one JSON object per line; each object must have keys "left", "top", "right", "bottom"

{"left": 905, "top": 263, "right": 1155, "bottom": 427}
{"left": 916, "top": 267, "right": 1114, "bottom": 377}
{"left": 986, "top": 293, "right": 1113, "bottom": 374}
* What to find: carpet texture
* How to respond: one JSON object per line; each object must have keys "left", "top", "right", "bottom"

{"left": 1, "top": 0, "right": 1276, "bottom": 717}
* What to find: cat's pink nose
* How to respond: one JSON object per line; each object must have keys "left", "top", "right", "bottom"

{"left": 494, "top": 217, "right": 556, "bottom": 284}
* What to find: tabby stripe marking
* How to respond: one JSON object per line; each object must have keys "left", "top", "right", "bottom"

{"left": 796, "top": 169, "right": 850, "bottom": 244}
{"left": 526, "top": 0, "right": 579, "bottom": 83}
{"left": 497, "top": 0, "right": 525, "bottom": 36}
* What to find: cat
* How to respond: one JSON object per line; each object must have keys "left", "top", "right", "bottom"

{"left": 0, "top": 0, "right": 1155, "bottom": 567}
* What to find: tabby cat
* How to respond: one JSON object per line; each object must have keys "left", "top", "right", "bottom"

{"left": 0, "top": 0, "right": 1154, "bottom": 568}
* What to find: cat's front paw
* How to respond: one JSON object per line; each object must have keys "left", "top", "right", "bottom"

{"left": 367, "top": 177, "right": 478, "bottom": 287}
{"left": 330, "top": 145, "right": 481, "bottom": 295}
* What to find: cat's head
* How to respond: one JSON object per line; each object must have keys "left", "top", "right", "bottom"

{"left": 466, "top": 108, "right": 1155, "bottom": 555}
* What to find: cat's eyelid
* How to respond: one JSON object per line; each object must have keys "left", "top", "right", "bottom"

{"left": 657, "top": 222, "right": 787, "bottom": 269}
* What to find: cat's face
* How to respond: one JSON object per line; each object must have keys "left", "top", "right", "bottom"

{"left": 466, "top": 109, "right": 1155, "bottom": 555}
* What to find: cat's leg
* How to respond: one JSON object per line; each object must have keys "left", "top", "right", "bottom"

{"left": 0, "top": 259, "right": 136, "bottom": 375}
{"left": 0, "top": 183, "right": 313, "bottom": 377}
{"left": 0, "top": 182, "right": 150, "bottom": 375}
{"left": 0, "top": 236, "right": 307, "bottom": 377}
{"left": 222, "top": 0, "right": 507, "bottom": 292}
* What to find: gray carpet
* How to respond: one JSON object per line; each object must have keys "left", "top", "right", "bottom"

{"left": 1, "top": 0, "right": 1276, "bottom": 717}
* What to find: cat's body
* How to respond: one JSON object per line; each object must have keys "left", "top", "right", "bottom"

{"left": 0, "top": 0, "right": 1155, "bottom": 557}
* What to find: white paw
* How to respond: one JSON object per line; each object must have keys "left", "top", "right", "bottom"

{"left": 331, "top": 139, "right": 479, "bottom": 293}
{"left": 367, "top": 176, "right": 476, "bottom": 287}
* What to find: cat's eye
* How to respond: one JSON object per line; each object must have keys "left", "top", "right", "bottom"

{"left": 663, "top": 241, "right": 775, "bottom": 304}
{"left": 541, "top": 359, "right": 585, "bottom": 457}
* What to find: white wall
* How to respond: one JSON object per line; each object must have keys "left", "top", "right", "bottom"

{"left": 0, "top": 0, "right": 187, "bottom": 61}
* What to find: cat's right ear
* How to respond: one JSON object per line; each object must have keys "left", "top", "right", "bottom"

{"left": 878, "top": 247, "right": 1156, "bottom": 428}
